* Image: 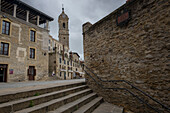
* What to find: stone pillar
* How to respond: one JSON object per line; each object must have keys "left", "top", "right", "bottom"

{"left": 37, "top": 15, "right": 40, "bottom": 26}
{"left": 45, "top": 20, "right": 49, "bottom": 29}
{"left": 26, "top": 10, "right": 29, "bottom": 22}
{"left": 13, "top": 4, "right": 17, "bottom": 17}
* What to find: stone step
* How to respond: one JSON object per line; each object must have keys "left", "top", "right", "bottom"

{"left": 15, "top": 88, "right": 92, "bottom": 113}
{"left": 0, "top": 85, "right": 88, "bottom": 113}
{"left": 0, "top": 82, "right": 85, "bottom": 104}
{"left": 73, "top": 97, "right": 103, "bottom": 113}
{"left": 48, "top": 93, "right": 99, "bottom": 113}
{"left": 92, "top": 102, "right": 124, "bottom": 113}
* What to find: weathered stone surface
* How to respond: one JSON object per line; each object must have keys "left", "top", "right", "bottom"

{"left": 83, "top": 0, "right": 170, "bottom": 112}
{"left": 145, "top": 54, "right": 153, "bottom": 59}
{"left": 0, "top": 12, "right": 49, "bottom": 82}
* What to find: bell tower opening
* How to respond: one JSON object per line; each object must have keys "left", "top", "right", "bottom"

{"left": 63, "top": 23, "right": 65, "bottom": 28}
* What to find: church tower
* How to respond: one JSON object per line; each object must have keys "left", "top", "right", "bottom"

{"left": 58, "top": 5, "right": 69, "bottom": 48}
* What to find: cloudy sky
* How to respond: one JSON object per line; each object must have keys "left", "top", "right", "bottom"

{"left": 21, "top": 0, "right": 126, "bottom": 60}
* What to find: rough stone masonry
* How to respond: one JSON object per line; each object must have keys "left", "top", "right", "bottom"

{"left": 83, "top": 0, "right": 170, "bottom": 112}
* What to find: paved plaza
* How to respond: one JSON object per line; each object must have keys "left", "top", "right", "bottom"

{"left": 0, "top": 79, "right": 85, "bottom": 90}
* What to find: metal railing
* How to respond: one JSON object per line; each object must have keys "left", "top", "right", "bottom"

{"left": 81, "top": 64, "right": 170, "bottom": 113}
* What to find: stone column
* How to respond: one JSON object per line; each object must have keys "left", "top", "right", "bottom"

{"left": 45, "top": 20, "right": 49, "bottom": 29}
{"left": 13, "top": 4, "right": 17, "bottom": 17}
{"left": 37, "top": 15, "right": 40, "bottom": 26}
{"left": 26, "top": 10, "right": 29, "bottom": 22}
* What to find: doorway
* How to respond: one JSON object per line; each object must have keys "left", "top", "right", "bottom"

{"left": 28, "top": 66, "right": 36, "bottom": 80}
{"left": 0, "top": 64, "right": 8, "bottom": 82}
{"left": 64, "top": 72, "right": 66, "bottom": 80}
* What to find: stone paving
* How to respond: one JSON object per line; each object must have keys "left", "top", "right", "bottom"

{"left": 92, "top": 102, "right": 123, "bottom": 113}
{"left": 0, "top": 79, "right": 85, "bottom": 89}
{"left": 0, "top": 79, "right": 85, "bottom": 96}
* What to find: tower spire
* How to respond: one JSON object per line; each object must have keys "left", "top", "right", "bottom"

{"left": 62, "top": 4, "right": 64, "bottom": 12}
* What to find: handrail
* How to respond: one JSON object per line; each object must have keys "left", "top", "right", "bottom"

{"left": 84, "top": 69, "right": 160, "bottom": 113}
{"left": 82, "top": 64, "right": 170, "bottom": 113}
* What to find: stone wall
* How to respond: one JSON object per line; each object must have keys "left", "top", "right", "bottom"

{"left": 0, "top": 12, "right": 49, "bottom": 82}
{"left": 83, "top": 0, "right": 169, "bottom": 112}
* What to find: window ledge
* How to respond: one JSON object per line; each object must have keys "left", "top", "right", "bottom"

{"left": 30, "top": 41, "right": 36, "bottom": 43}
{"left": 0, "top": 55, "right": 10, "bottom": 58}
{"left": 0, "top": 33, "right": 11, "bottom": 37}
{"left": 28, "top": 58, "right": 36, "bottom": 60}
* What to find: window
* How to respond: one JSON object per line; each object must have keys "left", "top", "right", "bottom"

{"left": 0, "top": 42, "right": 9, "bottom": 56}
{"left": 64, "top": 60, "right": 66, "bottom": 64}
{"left": 48, "top": 46, "right": 50, "bottom": 51}
{"left": 30, "top": 48, "right": 35, "bottom": 59}
{"left": 67, "top": 61, "right": 69, "bottom": 65}
{"left": 2, "top": 20, "right": 10, "bottom": 35}
{"left": 30, "top": 30, "right": 36, "bottom": 42}
{"left": 59, "top": 58, "right": 62, "bottom": 63}
{"left": 49, "top": 39, "right": 51, "bottom": 44}
{"left": 65, "top": 53, "right": 68, "bottom": 57}
{"left": 71, "top": 61, "right": 72, "bottom": 66}
{"left": 60, "top": 72, "right": 62, "bottom": 77}
{"left": 63, "top": 23, "right": 65, "bottom": 28}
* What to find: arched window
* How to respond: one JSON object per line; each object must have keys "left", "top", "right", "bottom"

{"left": 63, "top": 23, "right": 65, "bottom": 28}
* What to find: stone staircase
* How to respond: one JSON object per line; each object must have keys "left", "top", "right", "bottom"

{"left": 0, "top": 81, "right": 123, "bottom": 113}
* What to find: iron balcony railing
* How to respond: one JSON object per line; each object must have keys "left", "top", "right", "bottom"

{"left": 81, "top": 64, "right": 170, "bottom": 113}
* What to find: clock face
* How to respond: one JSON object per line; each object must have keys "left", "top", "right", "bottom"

{"left": 62, "top": 14, "right": 66, "bottom": 18}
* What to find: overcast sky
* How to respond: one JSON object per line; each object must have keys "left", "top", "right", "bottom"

{"left": 21, "top": 0, "right": 126, "bottom": 60}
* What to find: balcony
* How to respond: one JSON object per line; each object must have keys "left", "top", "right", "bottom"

{"left": 0, "top": 0, "right": 53, "bottom": 29}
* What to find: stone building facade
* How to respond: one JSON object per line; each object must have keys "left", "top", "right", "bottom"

{"left": 49, "top": 51, "right": 84, "bottom": 80}
{"left": 0, "top": 0, "right": 53, "bottom": 82}
{"left": 0, "top": 0, "right": 84, "bottom": 82}
{"left": 83, "top": 0, "right": 169, "bottom": 112}
{"left": 49, "top": 8, "right": 84, "bottom": 80}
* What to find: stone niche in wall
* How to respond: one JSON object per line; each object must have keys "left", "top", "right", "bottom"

{"left": 16, "top": 47, "right": 27, "bottom": 62}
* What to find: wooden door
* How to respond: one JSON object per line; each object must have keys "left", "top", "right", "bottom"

{"left": 28, "top": 66, "right": 36, "bottom": 80}
{"left": 0, "top": 64, "right": 7, "bottom": 82}
{"left": 64, "top": 72, "right": 66, "bottom": 80}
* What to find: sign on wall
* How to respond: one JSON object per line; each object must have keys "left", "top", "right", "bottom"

{"left": 116, "top": 9, "right": 131, "bottom": 26}
{"left": 9, "top": 69, "right": 14, "bottom": 74}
